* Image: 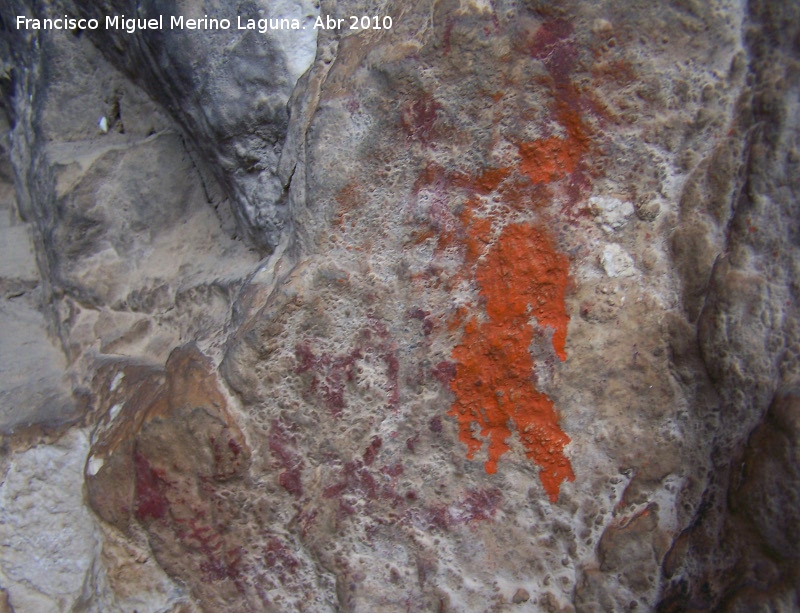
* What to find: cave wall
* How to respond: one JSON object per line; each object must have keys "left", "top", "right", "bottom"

{"left": 0, "top": 0, "right": 798, "bottom": 611}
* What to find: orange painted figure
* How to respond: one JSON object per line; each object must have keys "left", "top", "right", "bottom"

{"left": 448, "top": 220, "right": 574, "bottom": 502}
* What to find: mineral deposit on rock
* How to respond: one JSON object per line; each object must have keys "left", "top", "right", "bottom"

{"left": 1, "top": 0, "right": 798, "bottom": 610}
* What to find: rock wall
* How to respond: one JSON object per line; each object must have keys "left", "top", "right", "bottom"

{"left": 0, "top": 0, "right": 798, "bottom": 611}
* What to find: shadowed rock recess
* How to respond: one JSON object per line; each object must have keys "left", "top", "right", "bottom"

{"left": 0, "top": 0, "right": 798, "bottom": 610}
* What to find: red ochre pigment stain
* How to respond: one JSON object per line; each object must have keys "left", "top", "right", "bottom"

{"left": 437, "top": 19, "right": 596, "bottom": 502}
{"left": 413, "top": 168, "right": 578, "bottom": 501}
{"left": 447, "top": 221, "right": 574, "bottom": 502}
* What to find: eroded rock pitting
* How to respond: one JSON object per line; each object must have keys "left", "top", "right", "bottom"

{"left": 1, "top": 0, "right": 799, "bottom": 610}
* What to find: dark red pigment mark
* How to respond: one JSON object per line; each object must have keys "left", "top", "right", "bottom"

{"left": 323, "top": 460, "right": 380, "bottom": 503}
{"left": 443, "top": 18, "right": 454, "bottom": 55}
{"left": 458, "top": 488, "right": 503, "bottom": 522}
{"left": 269, "top": 419, "right": 304, "bottom": 497}
{"left": 295, "top": 318, "right": 401, "bottom": 416}
{"left": 366, "top": 314, "right": 401, "bottom": 409}
{"left": 529, "top": 20, "right": 596, "bottom": 209}
{"left": 362, "top": 436, "right": 383, "bottom": 466}
{"left": 209, "top": 435, "right": 245, "bottom": 480}
{"left": 530, "top": 19, "right": 577, "bottom": 85}
{"left": 431, "top": 360, "right": 457, "bottom": 386}
{"left": 309, "top": 438, "right": 503, "bottom": 534}
{"left": 263, "top": 537, "right": 300, "bottom": 585}
{"left": 133, "top": 449, "right": 169, "bottom": 521}
{"left": 402, "top": 94, "right": 443, "bottom": 145}
{"left": 382, "top": 462, "right": 404, "bottom": 478}
{"left": 133, "top": 449, "right": 250, "bottom": 591}
{"left": 407, "top": 307, "right": 434, "bottom": 336}
{"left": 407, "top": 488, "right": 503, "bottom": 531}
{"left": 199, "top": 544, "right": 244, "bottom": 582}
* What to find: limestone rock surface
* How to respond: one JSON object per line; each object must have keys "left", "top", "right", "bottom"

{"left": 1, "top": 0, "right": 799, "bottom": 611}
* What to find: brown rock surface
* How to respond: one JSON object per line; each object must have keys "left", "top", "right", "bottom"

{"left": 0, "top": 0, "right": 798, "bottom": 610}
{"left": 85, "top": 345, "right": 333, "bottom": 610}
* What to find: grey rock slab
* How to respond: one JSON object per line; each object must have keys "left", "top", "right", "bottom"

{"left": 0, "top": 297, "right": 75, "bottom": 432}
{"left": 65, "top": 0, "right": 320, "bottom": 253}
{"left": 0, "top": 430, "right": 99, "bottom": 610}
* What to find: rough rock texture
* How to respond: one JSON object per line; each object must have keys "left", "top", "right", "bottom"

{"left": 1, "top": 0, "right": 799, "bottom": 610}
{"left": 63, "top": 0, "right": 320, "bottom": 252}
